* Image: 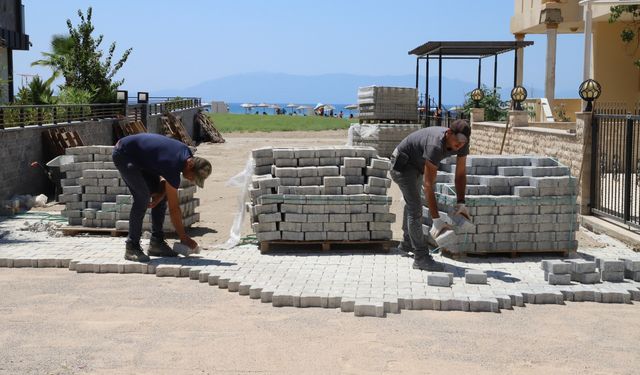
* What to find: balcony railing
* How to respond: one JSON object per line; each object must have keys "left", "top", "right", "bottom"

{"left": 0, "top": 103, "right": 123, "bottom": 129}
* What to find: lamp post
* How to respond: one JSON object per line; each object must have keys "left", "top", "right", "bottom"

{"left": 137, "top": 91, "right": 150, "bottom": 128}
{"left": 578, "top": 79, "right": 601, "bottom": 112}
{"left": 470, "top": 88, "right": 484, "bottom": 108}
{"left": 116, "top": 90, "right": 128, "bottom": 116}
{"left": 510, "top": 86, "right": 527, "bottom": 111}
{"left": 137, "top": 91, "right": 149, "bottom": 104}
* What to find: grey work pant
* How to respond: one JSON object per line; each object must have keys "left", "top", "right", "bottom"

{"left": 390, "top": 166, "right": 428, "bottom": 254}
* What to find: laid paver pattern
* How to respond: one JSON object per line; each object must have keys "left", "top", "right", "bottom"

{"left": 1, "top": 216, "right": 639, "bottom": 317}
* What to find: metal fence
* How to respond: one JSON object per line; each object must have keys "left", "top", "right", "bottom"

{"left": 0, "top": 103, "right": 123, "bottom": 129}
{"left": 590, "top": 106, "right": 640, "bottom": 229}
{"left": 0, "top": 97, "right": 202, "bottom": 129}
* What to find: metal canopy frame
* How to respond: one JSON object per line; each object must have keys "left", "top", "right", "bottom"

{"left": 409, "top": 41, "right": 534, "bottom": 112}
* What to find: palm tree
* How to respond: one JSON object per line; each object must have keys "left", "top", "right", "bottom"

{"left": 31, "top": 34, "right": 73, "bottom": 86}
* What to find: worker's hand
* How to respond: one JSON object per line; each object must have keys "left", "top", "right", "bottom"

{"left": 429, "top": 217, "right": 452, "bottom": 239}
{"left": 148, "top": 192, "right": 165, "bottom": 209}
{"left": 180, "top": 236, "right": 198, "bottom": 250}
{"left": 454, "top": 203, "right": 470, "bottom": 220}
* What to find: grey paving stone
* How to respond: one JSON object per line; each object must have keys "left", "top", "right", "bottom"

{"left": 547, "top": 272, "right": 571, "bottom": 285}
{"left": 601, "top": 271, "right": 624, "bottom": 282}
{"left": 465, "top": 269, "right": 487, "bottom": 284}
{"left": 427, "top": 272, "right": 453, "bottom": 287}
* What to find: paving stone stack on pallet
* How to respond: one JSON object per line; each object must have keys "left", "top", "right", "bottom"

{"left": 422, "top": 155, "right": 579, "bottom": 255}
{"left": 249, "top": 146, "right": 395, "bottom": 243}
{"left": 57, "top": 146, "right": 200, "bottom": 232}
{"left": 349, "top": 123, "right": 422, "bottom": 158}
{"left": 357, "top": 86, "right": 418, "bottom": 123}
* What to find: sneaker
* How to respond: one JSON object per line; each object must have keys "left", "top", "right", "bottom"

{"left": 412, "top": 253, "right": 444, "bottom": 271}
{"left": 125, "top": 242, "right": 150, "bottom": 262}
{"left": 147, "top": 237, "right": 179, "bottom": 257}
{"left": 394, "top": 242, "right": 413, "bottom": 257}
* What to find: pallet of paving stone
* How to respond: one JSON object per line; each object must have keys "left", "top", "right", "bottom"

{"left": 441, "top": 248, "right": 570, "bottom": 260}
{"left": 60, "top": 225, "right": 127, "bottom": 237}
{"left": 161, "top": 113, "right": 195, "bottom": 146}
{"left": 42, "top": 127, "right": 85, "bottom": 158}
{"left": 259, "top": 240, "right": 394, "bottom": 254}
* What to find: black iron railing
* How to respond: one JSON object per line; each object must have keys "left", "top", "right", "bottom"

{"left": 0, "top": 103, "right": 123, "bottom": 129}
{"left": 0, "top": 97, "right": 203, "bottom": 129}
{"left": 591, "top": 109, "right": 640, "bottom": 229}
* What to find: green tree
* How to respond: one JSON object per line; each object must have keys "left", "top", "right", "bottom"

{"left": 56, "top": 7, "right": 132, "bottom": 103}
{"left": 609, "top": 5, "right": 640, "bottom": 68}
{"left": 31, "top": 34, "right": 74, "bottom": 86}
{"left": 15, "top": 76, "right": 55, "bottom": 105}
{"left": 462, "top": 85, "right": 508, "bottom": 121}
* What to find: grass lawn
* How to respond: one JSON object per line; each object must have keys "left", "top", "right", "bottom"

{"left": 209, "top": 113, "right": 352, "bottom": 133}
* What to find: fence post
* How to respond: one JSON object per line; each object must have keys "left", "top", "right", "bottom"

{"left": 623, "top": 114, "right": 634, "bottom": 223}
{"left": 0, "top": 107, "right": 4, "bottom": 129}
{"left": 590, "top": 114, "right": 598, "bottom": 214}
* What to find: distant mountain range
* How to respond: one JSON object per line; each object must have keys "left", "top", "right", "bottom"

{"left": 155, "top": 72, "right": 573, "bottom": 105}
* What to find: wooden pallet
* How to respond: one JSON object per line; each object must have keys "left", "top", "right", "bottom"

{"left": 259, "top": 240, "right": 394, "bottom": 254}
{"left": 161, "top": 113, "right": 195, "bottom": 146}
{"left": 441, "top": 248, "right": 573, "bottom": 260}
{"left": 194, "top": 110, "right": 225, "bottom": 143}
{"left": 114, "top": 118, "right": 147, "bottom": 140}
{"left": 42, "top": 127, "right": 85, "bottom": 159}
{"left": 61, "top": 226, "right": 127, "bottom": 237}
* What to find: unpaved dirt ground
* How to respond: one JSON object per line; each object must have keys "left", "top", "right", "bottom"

{"left": 2, "top": 130, "right": 639, "bottom": 374}
{"left": 1, "top": 268, "right": 639, "bottom": 375}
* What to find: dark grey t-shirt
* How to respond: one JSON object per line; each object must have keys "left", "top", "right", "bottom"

{"left": 396, "top": 126, "right": 469, "bottom": 172}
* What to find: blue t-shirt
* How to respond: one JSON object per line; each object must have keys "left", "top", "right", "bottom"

{"left": 117, "top": 134, "right": 192, "bottom": 188}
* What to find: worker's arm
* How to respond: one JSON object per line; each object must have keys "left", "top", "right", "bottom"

{"left": 165, "top": 183, "right": 198, "bottom": 249}
{"left": 148, "top": 179, "right": 167, "bottom": 209}
{"left": 454, "top": 155, "right": 467, "bottom": 203}
{"left": 423, "top": 161, "right": 440, "bottom": 219}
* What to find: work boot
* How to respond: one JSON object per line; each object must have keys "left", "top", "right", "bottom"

{"left": 412, "top": 252, "right": 444, "bottom": 271}
{"left": 147, "top": 237, "right": 179, "bottom": 257}
{"left": 395, "top": 241, "right": 413, "bottom": 257}
{"left": 124, "top": 242, "right": 150, "bottom": 262}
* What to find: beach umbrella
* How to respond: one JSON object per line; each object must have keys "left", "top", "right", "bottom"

{"left": 344, "top": 104, "right": 357, "bottom": 110}
{"left": 286, "top": 103, "right": 297, "bottom": 114}
{"left": 240, "top": 103, "right": 255, "bottom": 114}
{"left": 314, "top": 103, "right": 324, "bottom": 110}
{"left": 296, "top": 105, "right": 312, "bottom": 115}
{"left": 323, "top": 104, "right": 335, "bottom": 111}
{"left": 255, "top": 103, "right": 269, "bottom": 114}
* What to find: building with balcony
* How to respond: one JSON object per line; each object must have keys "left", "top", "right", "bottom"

{"left": 0, "top": 0, "right": 29, "bottom": 103}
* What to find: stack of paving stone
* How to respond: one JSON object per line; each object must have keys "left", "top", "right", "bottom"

{"left": 249, "top": 146, "right": 395, "bottom": 243}
{"left": 566, "top": 259, "right": 600, "bottom": 284}
{"left": 423, "top": 155, "right": 579, "bottom": 255}
{"left": 597, "top": 258, "right": 625, "bottom": 282}
{"left": 357, "top": 86, "right": 418, "bottom": 123}
{"left": 349, "top": 123, "right": 422, "bottom": 158}
{"left": 621, "top": 256, "right": 640, "bottom": 281}
{"left": 57, "top": 146, "right": 200, "bottom": 232}
{"left": 541, "top": 260, "right": 571, "bottom": 285}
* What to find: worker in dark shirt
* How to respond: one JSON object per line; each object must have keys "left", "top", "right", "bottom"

{"left": 112, "top": 133, "right": 212, "bottom": 262}
{"left": 390, "top": 120, "right": 471, "bottom": 271}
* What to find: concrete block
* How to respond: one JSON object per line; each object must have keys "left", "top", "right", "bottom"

{"left": 317, "top": 166, "right": 340, "bottom": 176}
{"left": 296, "top": 167, "right": 317, "bottom": 177}
{"left": 285, "top": 213, "right": 307, "bottom": 222}
{"left": 573, "top": 272, "right": 600, "bottom": 284}
{"left": 374, "top": 213, "right": 396, "bottom": 223}
{"left": 367, "top": 204, "right": 389, "bottom": 214}
{"left": 541, "top": 260, "right": 571, "bottom": 274}
{"left": 301, "top": 222, "right": 323, "bottom": 232}
{"left": 274, "top": 167, "right": 298, "bottom": 178}
{"left": 300, "top": 177, "right": 322, "bottom": 186}
{"left": 601, "top": 271, "right": 624, "bottom": 282}
{"left": 565, "top": 259, "right": 597, "bottom": 274}
{"left": 366, "top": 167, "right": 388, "bottom": 178}
{"left": 343, "top": 185, "right": 364, "bottom": 195}
{"left": 343, "top": 157, "right": 366, "bottom": 168}
{"left": 326, "top": 213, "right": 349, "bottom": 223}
{"left": 279, "top": 177, "right": 300, "bottom": 186}
{"left": 327, "top": 231, "right": 348, "bottom": 241}
{"left": 363, "top": 185, "right": 386, "bottom": 195}
{"left": 468, "top": 297, "right": 500, "bottom": 313}
{"left": 346, "top": 222, "right": 368, "bottom": 232}
{"left": 258, "top": 212, "right": 282, "bottom": 223}
{"left": 427, "top": 272, "right": 453, "bottom": 287}
{"left": 345, "top": 176, "right": 365, "bottom": 185}
{"left": 325, "top": 204, "right": 346, "bottom": 214}
{"left": 319, "top": 157, "right": 340, "bottom": 166}
{"left": 348, "top": 231, "right": 370, "bottom": 240}
{"left": 303, "top": 205, "right": 325, "bottom": 214}
{"left": 370, "top": 230, "right": 392, "bottom": 240}
{"left": 598, "top": 259, "right": 625, "bottom": 272}
{"left": 351, "top": 213, "right": 373, "bottom": 222}
{"left": 369, "top": 222, "right": 391, "bottom": 231}
{"left": 272, "top": 149, "right": 294, "bottom": 159}
{"left": 280, "top": 204, "right": 303, "bottom": 214}
{"left": 465, "top": 269, "right": 487, "bottom": 284}
{"left": 278, "top": 222, "right": 301, "bottom": 232}
{"left": 252, "top": 222, "right": 277, "bottom": 232}
{"left": 298, "top": 158, "right": 319, "bottom": 167}
{"left": 324, "top": 222, "right": 345, "bottom": 231}
{"left": 341, "top": 167, "right": 363, "bottom": 176}
{"left": 546, "top": 272, "right": 571, "bottom": 285}
{"left": 620, "top": 257, "right": 640, "bottom": 272}
{"left": 282, "top": 231, "right": 304, "bottom": 241}
{"left": 294, "top": 186, "right": 322, "bottom": 195}
{"left": 625, "top": 269, "right": 640, "bottom": 281}
{"left": 252, "top": 147, "right": 274, "bottom": 159}
{"left": 323, "top": 176, "right": 346, "bottom": 187}
{"left": 307, "top": 214, "right": 329, "bottom": 223}
{"left": 370, "top": 158, "right": 391, "bottom": 170}
{"left": 315, "top": 148, "right": 336, "bottom": 158}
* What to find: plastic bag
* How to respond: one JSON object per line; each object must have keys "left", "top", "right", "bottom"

{"left": 217, "top": 155, "right": 255, "bottom": 249}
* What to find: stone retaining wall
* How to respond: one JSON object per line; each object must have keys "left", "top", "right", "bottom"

{"left": 470, "top": 113, "right": 591, "bottom": 213}
{"left": 0, "top": 106, "right": 204, "bottom": 200}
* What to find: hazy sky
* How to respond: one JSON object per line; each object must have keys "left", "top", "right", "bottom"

{"left": 14, "top": 0, "right": 585, "bottom": 98}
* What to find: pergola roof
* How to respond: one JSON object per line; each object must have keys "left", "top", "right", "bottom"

{"left": 409, "top": 41, "right": 534, "bottom": 59}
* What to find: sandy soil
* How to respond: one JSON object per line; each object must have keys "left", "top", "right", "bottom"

{"left": 2, "top": 130, "right": 639, "bottom": 374}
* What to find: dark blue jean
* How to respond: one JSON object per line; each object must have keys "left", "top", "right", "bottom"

{"left": 112, "top": 147, "right": 167, "bottom": 245}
